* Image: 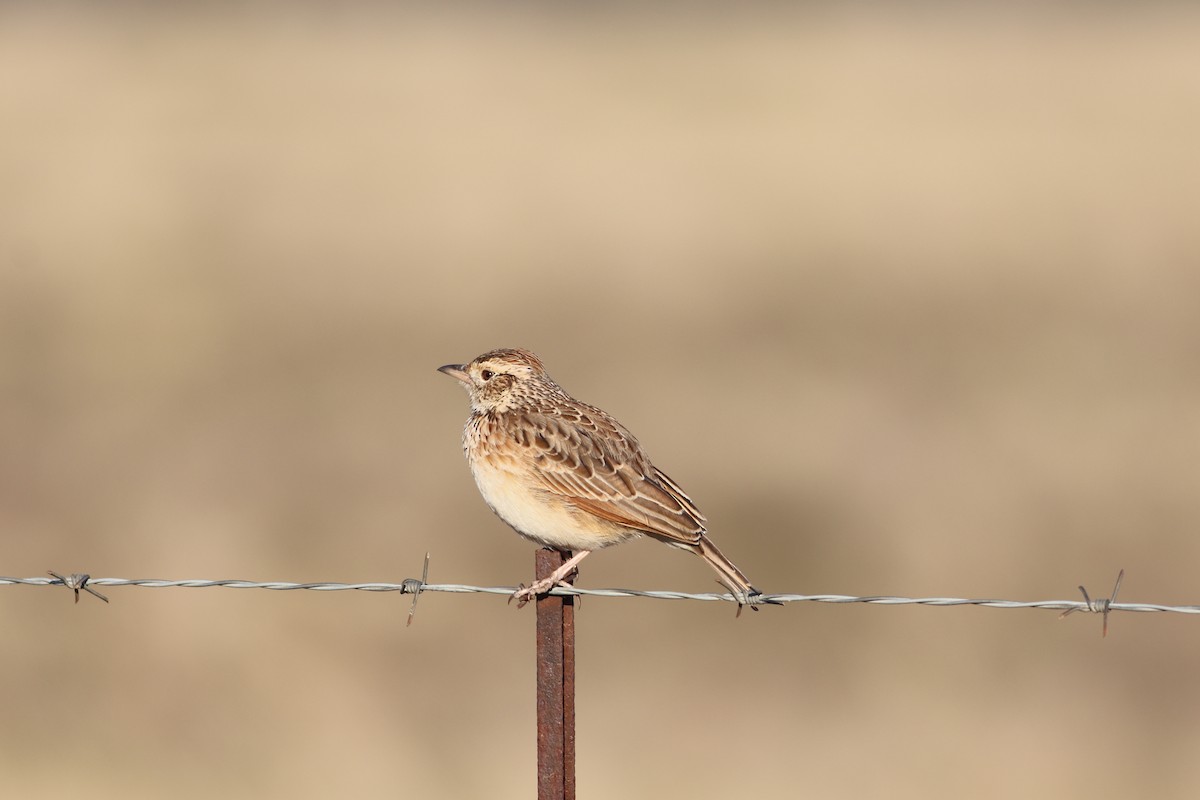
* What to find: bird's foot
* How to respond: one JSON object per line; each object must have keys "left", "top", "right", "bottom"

{"left": 508, "top": 549, "right": 589, "bottom": 609}
{"left": 509, "top": 574, "right": 575, "bottom": 609}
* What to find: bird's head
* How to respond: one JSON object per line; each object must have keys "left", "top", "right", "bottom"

{"left": 438, "top": 348, "right": 558, "bottom": 413}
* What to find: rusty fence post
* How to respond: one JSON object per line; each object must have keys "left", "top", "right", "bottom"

{"left": 535, "top": 549, "right": 576, "bottom": 800}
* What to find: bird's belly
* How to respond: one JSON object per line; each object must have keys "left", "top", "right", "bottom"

{"left": 468, "top": 457, "right": 632, "bottom": 551}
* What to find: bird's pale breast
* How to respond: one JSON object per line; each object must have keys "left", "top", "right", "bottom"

{"left": 465, "top": 415, "right": 638, "bottom": 551}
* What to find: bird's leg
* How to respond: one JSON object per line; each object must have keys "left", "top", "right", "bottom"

{"left": 511, "top": 549, "right": 591, "bottom": 607}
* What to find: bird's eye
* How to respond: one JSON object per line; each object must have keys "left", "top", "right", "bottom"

{"left": 481, "top": 370, "right": 495, "bottom": 381}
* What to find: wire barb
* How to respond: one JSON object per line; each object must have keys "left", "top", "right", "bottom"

{"left": 1059, "top": 569, "right": 1124, "bottom": 637}
{"left": 402, "top": 553, "right": 431, "bottom": 627}
{"left": 47, "top": 571, "right": 109, "bottom": 604}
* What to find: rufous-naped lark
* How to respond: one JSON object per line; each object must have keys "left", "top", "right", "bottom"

{"left": 439, "top": 348, "right": 771, "bottom": 613}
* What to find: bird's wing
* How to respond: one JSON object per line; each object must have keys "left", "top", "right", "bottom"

{"left": 509, "top": 408, "right": 706, "bottom": 546}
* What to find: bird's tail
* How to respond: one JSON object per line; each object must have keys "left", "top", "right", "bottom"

{"left": 693, "top": 535, "right": 776, "bottom": 615}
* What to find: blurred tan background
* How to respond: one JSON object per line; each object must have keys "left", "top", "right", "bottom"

{"left": 3, "top": 4, "right": 1200, "bottom": 798}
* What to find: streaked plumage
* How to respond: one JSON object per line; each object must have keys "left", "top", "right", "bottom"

{"left": 438, "top": 347, "right": 768, "bottom": 613}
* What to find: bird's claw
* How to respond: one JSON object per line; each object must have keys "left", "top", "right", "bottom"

{"left": 509, "top": 575, "right": 571, "bottom": 609}
{"left": 509, "top": 583, "right": 527, "bottom": 608}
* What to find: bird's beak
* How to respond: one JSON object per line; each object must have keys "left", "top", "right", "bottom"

{"left": 437, "top": 363, "right": 471, "bottom": 385}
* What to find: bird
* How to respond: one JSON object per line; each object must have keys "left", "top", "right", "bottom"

{"left": 438, "top": 347, "right": 771, "bottom": 614}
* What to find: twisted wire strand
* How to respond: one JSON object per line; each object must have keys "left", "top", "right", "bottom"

{"left": 3, "top": 574, "right": 1198, "bottom": 615}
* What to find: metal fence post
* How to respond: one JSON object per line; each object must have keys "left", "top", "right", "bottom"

{"left": 535, "top": 549, "right": 576, "bottom": 800}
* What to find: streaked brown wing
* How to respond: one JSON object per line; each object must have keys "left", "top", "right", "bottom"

{"left": 510, "top": 408, "right": 706, "bottom": 546}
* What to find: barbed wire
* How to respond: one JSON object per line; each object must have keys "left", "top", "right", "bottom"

{"left": 4, "top": 566, "right": 1199, "bottom": 635}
